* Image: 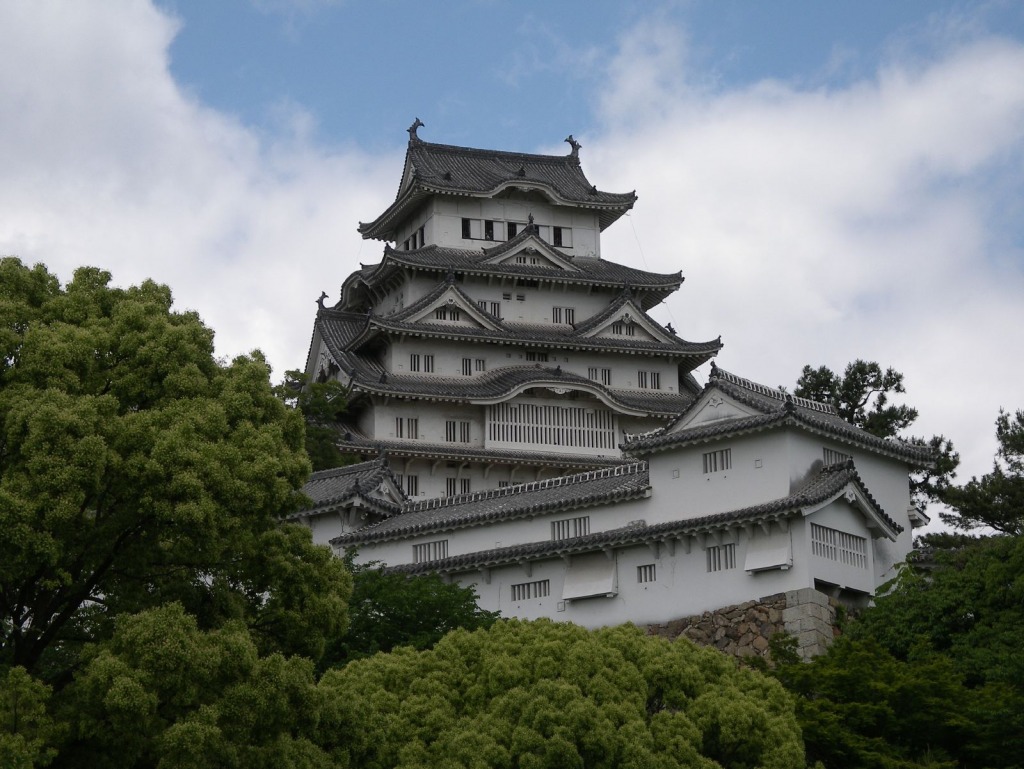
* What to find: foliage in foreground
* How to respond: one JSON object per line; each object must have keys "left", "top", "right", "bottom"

{"left": 321, "top": 556, "right": 499, "bottom": 670}
{"left": 317, "top": 619, "right": 805, "bottom": 769}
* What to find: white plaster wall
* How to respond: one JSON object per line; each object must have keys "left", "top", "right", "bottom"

{"left": 448, "top": 533, "right": 813, "bottom": 628}
{"left": 797, "top": 503, "right": 877, "bottom": 595}
{"left": 645, "top": 431, "right": 795, "bottom": 523}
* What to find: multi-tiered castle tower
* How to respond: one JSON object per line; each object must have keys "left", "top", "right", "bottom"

{"left": 304, "top": 122, "right": 721, "bottom": 499}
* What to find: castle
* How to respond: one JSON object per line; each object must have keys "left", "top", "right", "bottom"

{"left": 295, "top": 123, "right": 930, "bottom": 647}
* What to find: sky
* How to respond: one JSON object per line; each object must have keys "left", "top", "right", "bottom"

{"left": 2, "top": 0, "right": 1023, "bottom": 526}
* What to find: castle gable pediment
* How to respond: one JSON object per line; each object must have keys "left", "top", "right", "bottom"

{"left": 405, "top": 285, "right": 502, "bottom": 331}
{"left": 577, "top": 297, "right": 676, "bottom": 345}
{"left": 481, "top": 232, "right": 579, "bottom": 272}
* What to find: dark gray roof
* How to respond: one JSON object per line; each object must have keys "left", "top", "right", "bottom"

{"left": 340, "top": 240, "right": 683, "bottom": 313}
{"left": 331, "top": 426, "right": 630, "bottom": 470}
{"left": 319, "top": 281, "right": 720, "bottom": 361}
{"left": 333, "top": 462, "right": 651, "bottom": 546}
{"left": 291, "top": 458, "right": 405, "bottom": 520}
{"left": 384, "top": 461, "right": 901, "bottom": 575}
{"left": 322, "top": 347, "right": 696, "bottom": 416}
{"left": 622, "top": 365, "right": 934, "bottom": 466}
{"left": 358, "top": 135, "right": 637, "bottom": 240}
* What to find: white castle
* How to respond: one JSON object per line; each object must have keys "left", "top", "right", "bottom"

{"left": 296, "top": 122, "right": 930, "bottom": 647}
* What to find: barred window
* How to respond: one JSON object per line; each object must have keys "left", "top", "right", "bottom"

{"left": 459, "top": 421, "right": 471, "bottom": 442}
{"left": 823, "top": 447, "right": 851, "bottom": 466}
{"left": 525, "top": 351, "right": 549, "bottom": 362}
{"left": 460, "top": 478, "right": 471, "bottom": 494}
{"left": 637, "top": 371, "right": 648, "bottom": 389}
{"left": 551, "top": 516, "right": 590, "bottom": 540}
{"left": 462, "top": 358, "right": 472, "bottom": 376}
{"left": 637, "top": 564, "right": 657, "bottom": 583}
{"left": 489, "top": 301, "right": 501, "bottom": 318}
{"left": 706, "top": 544, "right": 736, "bottom": 572}
{"left": 811, "top": 523, "right": 868, "bottom": 569}
{"left": 703, "top": 448, "right": 732, "bottom": 473}
{"left": 412, "top": 539, "right": 448, "bottom": 563}
{"left": 445, "top": 477, "right": 456, "bottom": 496}
{"left": 445, "top": 420, "right": 456, "bottom": 442}
{"left": 409, "top": 353, "right": 420, "bottom": 372}
{"left": 511, "top": 579, "right": 550, "bottom": 601}
{"left": 475, "top": 358, "right": 486, "bottom": 372}
{"left": 405, "top": 475, "right": 419, "bottom": 496}
{"left": 423, "top": 354, "right": 434, "bottom": 373}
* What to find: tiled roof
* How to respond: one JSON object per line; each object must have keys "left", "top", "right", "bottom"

{"left": 331, "top": 426, "right": 630, "bottom": 469}
{"left": 621, "top": 365, "right": 934, "bottom": 465}
{"left": 318, "top": 281, "right": 721, "bottom": 361}
{"left": 339, "top": 241, "right": 683, "bottom": 313}
{"left": 324, "top": 349, "right": 696, "bottom": 416}
{"left": 358, "top": 134, "right": 637, "bottom": 240}
{"left": 290, "top": 458, "right": 406, "bottom": 519}
{"left": 332, "top": 462, "right": 651, "bottom": 546}
{"left": 383, "top": 461, "right": 901, "bottom": 575}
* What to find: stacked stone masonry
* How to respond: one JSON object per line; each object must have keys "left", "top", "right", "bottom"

{"left": 646, "top": 588, "right": 839, "bottom": 661}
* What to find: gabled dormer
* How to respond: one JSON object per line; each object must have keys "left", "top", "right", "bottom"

{"left": 481, "top": 223, "right": 581, "bottom": 272}
{"left": 575, "top": 291, "right": 679, "bottom": 345}
{"left": 390, "top": 279, "right": 503, "bottom": 332}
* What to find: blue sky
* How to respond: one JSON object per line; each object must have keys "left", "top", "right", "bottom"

{"left": 2, "top": 1, "right": 1024, "bottom": 519}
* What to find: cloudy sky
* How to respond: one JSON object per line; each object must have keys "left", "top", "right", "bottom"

{"left": 2, "top": 0, "right": 1023, "bottom": 512}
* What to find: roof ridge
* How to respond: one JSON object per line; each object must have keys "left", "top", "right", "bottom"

{"left": 712, "top": 366, "right": 836, "bottom": 415}
{"left": 405, "top": 461, "right": 648, "bottom": 513}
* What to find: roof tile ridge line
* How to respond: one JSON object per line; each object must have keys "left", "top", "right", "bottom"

{"left": 415, "top": 139, "right": 576, "bottom": 163}
{"left": 716, "top": 368, "right": 836, "bottom": 415}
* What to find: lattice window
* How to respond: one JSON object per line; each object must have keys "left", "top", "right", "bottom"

{"left": 462, "top": 358, "right": 472, "bottom": 376}
{"left": 811, "top": 523, "right": 868, "bottom": 569}
{"left": 460, "top": 478, "right": 471, "bottom": 494}
{"left": 511, "top": 579, "right": 550, "bottom": 601}
{"left": 445, "top": 421, "right": 456, "bottom": 442}
{"left": 703, "top": 448, "right": 732, "bottom": 473}
{"left": 409, "top": 354, "right": 420, "bottom": 372}
{"left": 637, "top": 564, "right": 657, "bottom": 583}
{"left": 475, "top": 358, "right": 486, "bottom": 372}
{"left": 459, "top": 421, "right": 471, "bottom": 442}
{"left": 551, "top": 516, "right": 590, "bottom": 540}
{"left": 412, "top": 539, "right": 448, "bottom": 563}
{"left": 823, "top": 447, "right": 851, "bottom": 466}
{"left": 706, "top": 544, "right": 736, "bottom": 572}
{"left": 445, "top": 477, "right": 456, "bottom": 496}
{"left": 488, "top": 403, "right": 617, "bottom": 450}
{"left": 637, "top": 371, "right": 648, "bottom": 389}
{"left": 405, "top": 475, "right": 419, "bottom": 496}
{"left": 525, "top": 352, "right": 549, "bottom": 362}
{"left": 423, "top": 355, "right": 434, "bottom": 373}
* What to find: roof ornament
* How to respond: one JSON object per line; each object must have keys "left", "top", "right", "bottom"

{"left": 443, "top": 170, "right": 452, "bottom": 181}
{"left": 352, "top": 478, "right": 361, "bottom": 493}
{"left": 407, "top": 117, "right": 424, "bottom": 143}
{"left": 565, "top": 134, "right": 581, "bottom": 159}
{"left": 379, "top": 372, "right": 388, "bottom": 383}
{"left": 445, "top": 267, "right": 456, "bottom": 284}
{"left": 589, "top": 184, "right": 598, "bottom": 196}
{"left": 517, "top": 166, "right": 526, "bottom": 177}
{"left": 555, "top": 365, "right": 562, "bottom": 375}
{"left": 784, "top": 393, "right": 798, "bottom": 413}
{"left": 709, "top": 361, "right": 720, "bottom": 378}
{"left": 666, "top": 322, "right": 675, "bottom": 335}
{"left": 528, "top": 213, "right": 535, "bottom": 225}
{"left": 316, "top": 291, "right": 328, "bottom": 310}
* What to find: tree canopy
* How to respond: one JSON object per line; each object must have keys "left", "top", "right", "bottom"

{"left": 274, "top": 369, "right": 354, "bottom": 472}
{"left": 940, "top": 409, "right": 1024, "bottom": 535}
{"left": 0, "top": 259, "right": 350, "bottom": 681}
{"left": 793, "top": 359, "right": 958, "bottom": 505}
{"left": 317, "top": 619, "right": 805, "bottom": 769}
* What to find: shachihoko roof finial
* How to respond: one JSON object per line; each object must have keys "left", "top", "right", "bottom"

{"left": 408, "top": 117, "right": 424, "bottom": 142}
{"left": 565, "top": 135, "right": 581, "bottom": 158}
{"left": 528, "top": 213, "right": 535, "bottom": 225}
{"left": 316, "top": 291, "right": 328, "bottom": 310}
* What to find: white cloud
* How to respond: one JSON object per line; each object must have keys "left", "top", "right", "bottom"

{"left": 0, "top": 0, "right": 397, "bottom": 377}
{"left": 591, "top": 25, "right": 1024, "bottom": 502}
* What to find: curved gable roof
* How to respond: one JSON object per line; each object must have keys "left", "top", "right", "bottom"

{"left": 359, "top": 133, "right": 637, "bottom": 241}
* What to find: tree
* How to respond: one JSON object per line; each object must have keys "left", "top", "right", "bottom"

{"left": 316, "top": 619, "right": 805, "bottom": 769}
{"left": 275, "top": 369, "right": 354, "bottom": 471}
{"left": 793, "top": 359, "right": 959, "bottom": 505}
{"left": 845, "top": 534, "right": 1024, "bottom": 768}
{"left": 0, "top": 258, "right": 351, "bottom": 685}
{"left": 321, "top": 557, "right": 499, "bottom": 669}
{"left": 771, "top": 636, "right": 975, "bottom": 769}
{"left": 940, "top": 409, "right": 1024, "bottom": 535}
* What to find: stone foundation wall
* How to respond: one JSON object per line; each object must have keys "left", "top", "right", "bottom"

{"left": 646, "top": 588, "right": 839, "bottom": 661}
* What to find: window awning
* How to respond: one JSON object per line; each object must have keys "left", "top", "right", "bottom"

{"left": 562, "top": 553, "right": 617, "bottom": 600}
{"left": 744, "top": 531, "right": 793, "bottom": 573}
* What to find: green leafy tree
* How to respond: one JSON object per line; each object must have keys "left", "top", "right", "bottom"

{"left": 321, "top": 557, "right": 499, "bottom": 669}
{"left": 771, "top": 636, "right": 974, "bottom": 769}
{"left": 57, "top": 603, "right": 331, "bottom": 769}
{"left": 940, "top": 409, "right": 1024, "bottom": 535}
{"left": 1, "top": 667, "right": 61, "bottom": 768}
{"left": 793, "top": 359, "right": 958, "bottom": 505}
{"left": 275, "top": 369, "right": 354, "bottom": 471}
{"left": 847, "top": 534, "right": 1024, "bottom": 768}
{"left": 0, "top": 258, "right": 351, "bottom": 685}
{"left": 317, "top": 619, "right": 805, "bottom": 769}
